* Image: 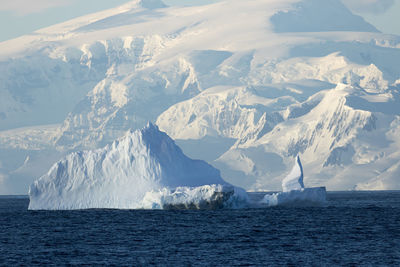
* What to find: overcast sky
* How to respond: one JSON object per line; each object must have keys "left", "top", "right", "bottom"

{"left": 0, "top": 0, "right": 399, "bottom": 42}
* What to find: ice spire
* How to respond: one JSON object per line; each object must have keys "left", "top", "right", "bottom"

{"left": 282, "top": 155, "right": 304, "bottom": 192}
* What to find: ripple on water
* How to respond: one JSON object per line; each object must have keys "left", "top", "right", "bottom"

{"left": 0, "top": 192, "right": 399, "bottom": 265}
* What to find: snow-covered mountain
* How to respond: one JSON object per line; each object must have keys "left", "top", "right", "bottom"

{"left": 1, "top": 0, "right": 400, "bottom": 194}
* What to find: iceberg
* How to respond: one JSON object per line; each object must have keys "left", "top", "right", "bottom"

{"left": 262, "top": 156, "right": 327, "bottom": 206}
{"left": 282, "top": 155, "right": 305, "bottom": 192}
{"left": 28, "top": 123, "right": 246, "bottom": 210}
{"left": 28, "top": 124, "right": 325, "bottom": 210}
{"left": 262, "top": 187, "right": 327, "bottom": 207}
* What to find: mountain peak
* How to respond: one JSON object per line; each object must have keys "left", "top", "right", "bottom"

{"left": 135, "top": 0, "right": 167, "bottom": 9}
{"left": 271, "top": 0, "right": 379, "bottom": 33}
{"left": 128, "top": 122, "right": 159, "bottom": 135}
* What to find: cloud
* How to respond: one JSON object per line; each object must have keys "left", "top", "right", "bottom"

{"left": 341, "top": 0, "right": 395, "bottom": 14}
{"left": 0, "top": 0, "right": 76, "bottom": 16}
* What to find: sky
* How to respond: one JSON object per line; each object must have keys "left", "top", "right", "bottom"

{"left": 0, "top": 0, "right": 399, "bottom": 42}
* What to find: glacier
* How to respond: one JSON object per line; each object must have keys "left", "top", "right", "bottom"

{"left": 262, "top": 156, "right": 327, "bottom": 206}
{"left": 28, "top": 123, "right": 247, "bottom": 210}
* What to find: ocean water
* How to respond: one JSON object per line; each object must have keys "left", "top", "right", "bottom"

{"left": 1, "top": 191, "right": 399, "bottom": 266}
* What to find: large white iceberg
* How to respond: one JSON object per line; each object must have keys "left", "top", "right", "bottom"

{"left": 28, "top": 123, "right": 247, "bottom": 210}
{"left": 262, "top": 156, "right": 326, "bottom": 206}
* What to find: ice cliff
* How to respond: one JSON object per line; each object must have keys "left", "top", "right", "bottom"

{"left": 28, "top": 123, "right": 246, "bottom": 210}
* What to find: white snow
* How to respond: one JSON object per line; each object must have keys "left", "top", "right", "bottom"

{"left": 0, "top": 124, "right": 60, "bottom": 150}
{"left": 28, "top": 123, "right": 236, "bottom": 210}
{"left": 1, "top": 0, "right": 400, "bottom": 193}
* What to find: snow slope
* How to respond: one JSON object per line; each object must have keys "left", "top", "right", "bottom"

{"left": 1, "top": 0, "right": 400, "bottom": 193}
{"left": 217, "top": 83, "right": 400, "bottom": 191}
{"left": 28, "top": 123, "right": 241, "bottom": 210}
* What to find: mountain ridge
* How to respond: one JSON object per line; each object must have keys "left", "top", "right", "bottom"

{"left": 1, "top": 0, "right": 400, "bottom": 193}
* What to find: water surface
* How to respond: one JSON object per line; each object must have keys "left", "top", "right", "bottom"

{"left": 1, "top": 192, "right": 399, "bottom": 265}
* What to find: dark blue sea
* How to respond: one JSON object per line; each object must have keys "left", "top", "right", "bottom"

{"left": 1, "top": 191, "right": 399, "bottom": 266}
